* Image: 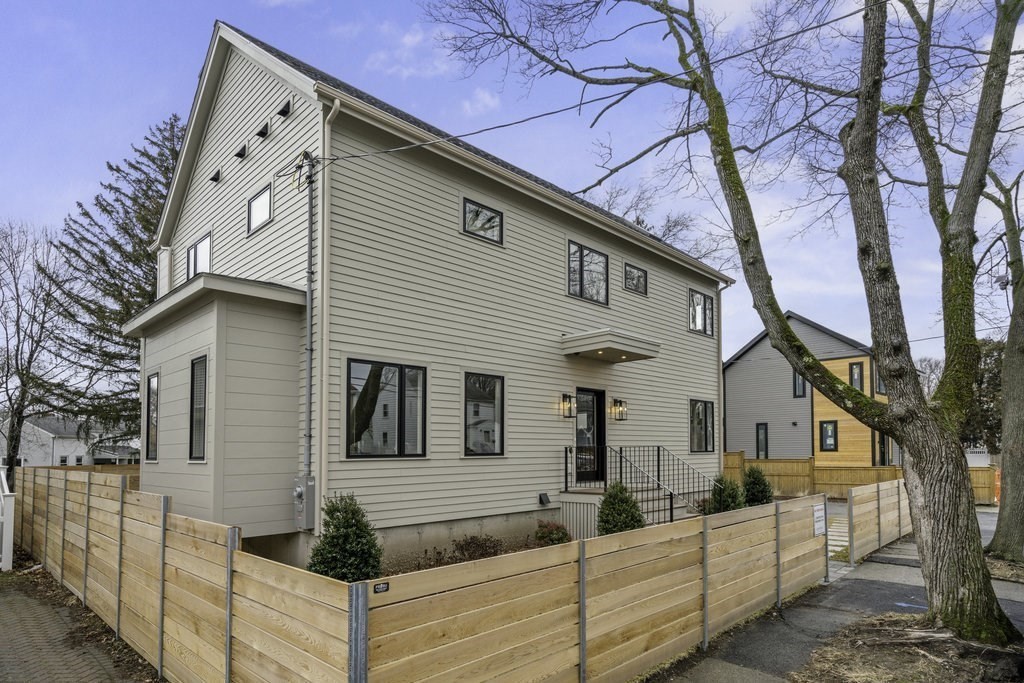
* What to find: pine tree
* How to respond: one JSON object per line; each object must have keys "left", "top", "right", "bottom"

{"left": 743, "top": 466, "right": 775, "bottom": 506}
{"left": 597, "top": 481, "right": 647, "bottom": 535}
{"left": 40, "top": 116, "right": 183, "bottom": 444}
{"left": 307, "top": 494, "right": 383, "bottom": 582}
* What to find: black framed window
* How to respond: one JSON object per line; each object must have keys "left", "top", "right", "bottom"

{"left": 347, "top": 360, "right": 426, "bottom": 457}
{"left": 465, "top": 373, "right": 504, "bottom": 456}
{"left": 875, "top": 365, "right": 887, "bottom": 394}
{"left": 624, "top": 263, "right": 647, "bottom": 295}
{"left": 568, "top": 241, "right": 608, "bottom": 304}
{"left": 756, "top": 423, "right": 768, "bottom": 459}
{"left": 793, "top": 370, "right": 807, "bottom": 398}
{"left": 248, "top": 184, "right": 272, "bottom": 234}
{"left": 186, "top": 233, "right": 211, "bottom": 280}
{"left": 849, "top": 362, "right": 864, "bottom": 392}
{"left": 820, "top": 420, "right": 838, "bottom": 452}
{"left": 189, "top": 356, "right": 207, "bottom": 461}
{"left": 690, "top": 399, "right": 715, "bottom": 453}
{"left": 463, "top": 198, "right": 503, "bottom": 244}
{"left": 689, "top": 290, "right": 714, "bottom": 336}
{"left": 146, "top": 373, "right": 159, "bottom": 461}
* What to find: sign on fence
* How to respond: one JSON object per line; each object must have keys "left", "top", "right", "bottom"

{"left": 813, "top": 504, "right": 826, "bottom": 536}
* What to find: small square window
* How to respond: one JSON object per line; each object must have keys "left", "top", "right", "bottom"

{"left": 186, "top": 233, "right": 211, "bottom": 280}
{"left": 624, "top": 263, "right": 647, "bottom": 295}
{"left": 463, "top": 198, "right": 503, "bottom": 244}
{"left": 248, "top": 184, "right": 272, "bottom": 234}
{"left": 689, "top": 290, "right": 714, "bottom": 336}
{"left": 820, "top": 420, "right": 838, "bottom": 452}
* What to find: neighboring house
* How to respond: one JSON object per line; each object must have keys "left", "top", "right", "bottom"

{"left": 0, "top": 416, "right": 138, "bottom": 467}
{"left": 122, "top": 22, "right": 732, "bottom": 565}
{"left": 723, "top": 312, "right": 900, "bottom": 467}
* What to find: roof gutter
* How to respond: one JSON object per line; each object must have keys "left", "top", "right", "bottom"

{"left": 311, "top": 81, "right": 734, "bottom": 286}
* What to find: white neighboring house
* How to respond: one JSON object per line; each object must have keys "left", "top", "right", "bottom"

{"left": 0, "top": 416, "right": 140, "bottom": 468}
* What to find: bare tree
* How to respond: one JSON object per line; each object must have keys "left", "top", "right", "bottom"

{"left": 0, "top": 222, "right": 77, "bottom": 486}
{"left": 424, "top": 0, "right": 1024, "bottom": 643}
{"left": 914, "top": 356, "right": 943, "bottom": 399}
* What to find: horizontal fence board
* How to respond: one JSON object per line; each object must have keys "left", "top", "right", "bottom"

{"left": 234, "top": 552, "right": 349, "bottom": 613}
{"left": 587, "top": 607, "right": 702, "bottom": 682}
{"left": 233, "top": 617, "right": 345, "bottom": 683}
{"left": 586, "top": 533, "right": 701, "bottom": 578}
{"left": 585, "top": 518, "right": 702, "bottom": 557}
{"left": 588, "top": 563, "right": 702, "bottom": 619}
{"left": 166, "top": 513, "right": 231, "bottom": 546}
{"left": 233, "top": 573, "right": 348, "bottom": 641}
{"left": 163, "top": 599, "right": 227, "bottom": 676}
{"left": 417, "top": 627, "right": 577, "bottom": 683}
{"left": 163, "top": 632, "right": 221, "bottom": 683}
{"left": 233, "top": 593, "right": 347, "bottom": 670}
{"left": 707, "top": 504, "right": 775, "bottom": 530}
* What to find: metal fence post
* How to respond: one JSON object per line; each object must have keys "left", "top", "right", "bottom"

{"left": 702, "top": 514, "right": 710, "bottom": 650}
{"left": 578, "top": 540, "right": 587, "bottom": 683}
{"left": 348, "top": 582, "right": 369, "bottom": 683}
{"left": 82, "top": 474, "right": 91, "bottom": 606}
{"left": 823, "top": 494, "right": 830, "bottom": 584}
{"left": 42, "top": 470, "right": 50, "bottom": 569}
{"left": 115, "top": 476, "right": 125, "bottom": 639}
{"left": 224, "top": 526, "right": 239, "bottom": 683}
{"left": 775, "top": 502, "right": 782, "bottom": 608}
{"left": 157, "top": 496, "right": 168, "bottom": 678}
{"left": 847, "top": 488, "right": 855, "bottom": 568}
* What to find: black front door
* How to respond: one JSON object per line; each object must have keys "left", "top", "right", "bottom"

{"left": 575, "top": 388, "right": 606, "bottom": 482}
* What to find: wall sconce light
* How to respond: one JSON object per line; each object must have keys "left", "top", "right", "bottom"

{"left": 234, "top": 144, "right": 247, "bottom": 159}
{"left": 613, "top": 398, "right": 628, "bottom": 421}
{"left": 256, "top": 122, "right": 270, "bottom": 139}
{"left": 208, "top": 169, "right": 221, "bottom": 183}
{"left": 277, "top": 99, "right": 292, "bottom": 118}
{"left": 538, "top": 492, "right": 551, "bottom": 506}
{"left": 792, "top": 421, "right": 798, "bottom": 427}
{"left": 561, "top": 393, "right": 577, "bottom": 418}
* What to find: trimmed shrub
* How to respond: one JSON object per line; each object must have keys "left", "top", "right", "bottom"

{"left": 702, "top": 475, "right": 747, "bottom": 514}
{"left": 307, "top": 493, "right": 382, "bottom": 582}
{"left": 535, "top": 520, "right": 572, "bottom": 546}
{"left": 452, "top": 534, "right": 504, "bottom": 562}
{"left": 743, "top": 466, "right": 775, "bottom": 506}
{"left": 597, "top": 481, "right": 647, "bottom": 535}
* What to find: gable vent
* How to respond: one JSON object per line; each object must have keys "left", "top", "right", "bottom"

{"left": 256, "top": 122, "right": 269, "bottom": 139}
{"left": 235, "top": 144, "right": 247, "bottom": 159}
{"left": 277, "top": 99, "right": 291, "bottom": 118}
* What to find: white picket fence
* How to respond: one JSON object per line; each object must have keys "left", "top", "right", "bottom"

{"left": 0, "top": 472, "right": 14, "bottom": 571}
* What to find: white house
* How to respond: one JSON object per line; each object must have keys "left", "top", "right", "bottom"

{"left": 0, "top": 416, "right": 138, "bottom": 468}
{"left": 123, "top": 22, "right": 732, "bottom": 565}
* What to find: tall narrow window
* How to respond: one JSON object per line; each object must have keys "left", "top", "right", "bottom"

{"left": 186, "top": 233, "right": 211, "bottom": 280}
{"left": 875, "top": 364, "right": 887, "bottom": 394}
{"left": 146, "top": 373, "right": 159, "bottom": 461}
{"left": 793, "top": 370, "right": 807, "bottom": 398}
{"left": 463, "top": 198, "right": 503, "bottom": 244}
{"left": 567, "top": 241, "right": 608, "bottom": 304}
{"left": 347, "top": 360, "right": 426, "bottom": 457}
{"left": 465, "top": 373, "right": 504, "bottom": 456}
{"left": 690, "top": 399, "right": 715, "bottom": 453}
{"left": 756, "top": 423, "right": 768, "bottom": 459}
{"left": 248, "top": 184, "right": 272, "bottom": 233}
{"left": 820, "top": 420, "right": 838, "bottom": 452}
{"left": 849, "top": 362, "right": 864, "bottom": 392}
{"left": 689, "top": 290, "right": 714, "bottom": 336}
{"left": 189, "top": 357, "right": 208, "bottom": 461}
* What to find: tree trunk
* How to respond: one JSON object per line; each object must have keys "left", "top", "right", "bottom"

{"left": 3, "top": 408, "right": 26, "bottom": 490}
{"left": 901, "top": 426, "right": 1018, "bottom": 642}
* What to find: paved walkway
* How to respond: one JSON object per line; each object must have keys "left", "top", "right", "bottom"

{"left": 667, "top": 507, "right": 1023, "bottom": 682}
{"left": 0, "top": 577, "right": 128, "bottom": 682}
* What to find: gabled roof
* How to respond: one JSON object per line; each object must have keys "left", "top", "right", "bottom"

{"left": 723, "top": 311, "right": 872, "bottom": 370}
{"left": 154, "top": 21, "right": 732, "bottom": 286}
{"left": 23, "top": 416, "right": 84, "bottom": 439}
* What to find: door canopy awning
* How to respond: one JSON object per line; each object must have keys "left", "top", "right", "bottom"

{"left": 561, "top": 328, "right": 661, "bottom": 363}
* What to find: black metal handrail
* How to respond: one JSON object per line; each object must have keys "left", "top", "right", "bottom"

{"left": 618, "top": 446, "right": 720, "bottom": 514}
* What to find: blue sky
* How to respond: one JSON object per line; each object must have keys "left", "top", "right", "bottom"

{"left": 2, "top": 0, "right": 996, "bottom": 359}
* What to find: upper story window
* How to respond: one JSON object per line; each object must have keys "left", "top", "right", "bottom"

{"left": 690, "top": 399, "right": 715, "bottom": 453}
{"left": 465, "top": 373, "right": 504, "bottom": 456}
{"left": 568, "top": 241, "right": 608, "bottom": 304}
{"left": 348, "top": 360, "right": 426, "bottom": 457}
{"left": 849, "top": 362, "right": 864, "bottom": 392}
{"left": 689, "top": 290, "right": 714, "bottom": 336}
{"left": 793, "top": 370, "right": 807, "bottom": 398}
{"left": 248, "top": 184, "right": 272, "bottom": 234}
{"left": 624, "top": 263, "right": 647, "bottom": 295}
{"left": 186, "top": 234, "right": 211, "bottom": 280}
{"left": 463, "top": 198, "right": 503, "bottom": 244}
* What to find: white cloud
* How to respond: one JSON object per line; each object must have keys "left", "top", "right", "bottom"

{"left": 365, "top": 24, "right": 456, "bottom": 79}
{"left": 461, "top": 88, "right": 500, "bottom": 117}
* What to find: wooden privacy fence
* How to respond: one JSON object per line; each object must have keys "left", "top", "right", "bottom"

{"left": 724, "top": 451, "right": 998, "bottom": 504}
{"left": 16, "top": 465, "right": 829, "bottom": 682}
{"left": 845, "top": 479, "right": 913, "bottom": 566}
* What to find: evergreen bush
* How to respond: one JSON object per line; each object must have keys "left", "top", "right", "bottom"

{"left": 307, "top": 493, "right": 382, "bottom": 582}
{"left": 535, "top": 520, "right": 572, "bottom": 546}
{"left": 743, "top": 466, "right": 775, "bottom": 506}
{"left": 597, "top": 481, "right": 647, "bottom": 535}
{"left": 703, "top": 475, "right": 747, "bottom": 514}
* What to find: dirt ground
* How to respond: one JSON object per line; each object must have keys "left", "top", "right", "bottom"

{"left": 791, "top": 613, "right": 1024, "bottom": 683}
{"left": 4, "top": 547, "right": 161, "bottom": 682}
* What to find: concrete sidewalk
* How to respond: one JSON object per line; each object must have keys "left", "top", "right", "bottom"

{"left": 666, "top": 508, "right": 1023, "bottom": 682}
